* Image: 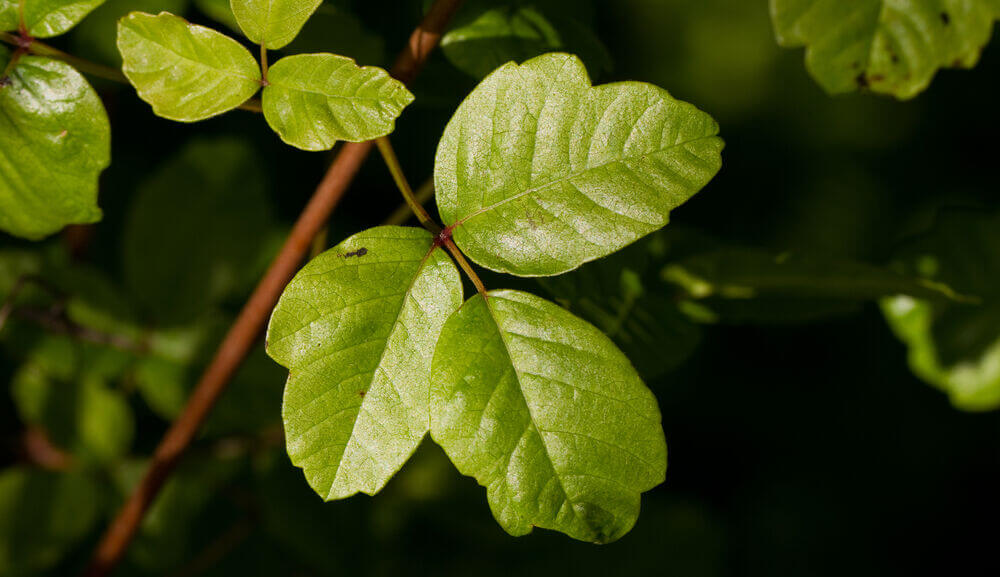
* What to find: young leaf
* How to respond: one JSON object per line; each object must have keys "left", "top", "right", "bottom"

{"left": 0, "top": 0, "right": 105, "bottom": 37}
{"left": 435, "top": 52, "right": 723, "bottom": 277}
{"left": 770, "top": 0, "right": 999, "bottom": 99}
{"left": 123, "top": 138, "right": 275, "bottom": 324}
{"left": 441, "top": 3, "right": 611, "bottom": 79}
{"left": 268, "top": 226, "right": 463, "bottom": 499}
{"left": 0, "top": 51, "right": 108, "bottom": 240}
{"left": 117, "top": 11, "right": 261, "bottom": 121}
{"left": 430, "top": 289, "right": 667, "bottom": 543}
{"left": 0, "top": 468, "right": 101, "bottom": 576}
{"left": 261, "top": 53, "right": 414, "bottom": 151}
{"left": 882, "top": 210, "right": 1000, "bottom": 411}
{"left": 230, "top": 0, "right": 321, "bottom": 49}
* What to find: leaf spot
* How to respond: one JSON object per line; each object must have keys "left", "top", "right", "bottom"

{"left": 940, "top": 12, "right": 950, "bottom": 25}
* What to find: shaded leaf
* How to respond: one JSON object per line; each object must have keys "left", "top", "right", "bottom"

{"left": 430, "top": 289, "right": 666, "bottom": 543}
{"left": 882, "top": 209, "right": 1000, "bottom": 411}
{"left": 70, "top": 0, "right": 189, "bottom": 67}
{"left": 0, "top": 50, "right": 108, "bottom": 240}
{"left": 435, "top": 52, "right": 723, "bottom": 276}
{"left": 770, "top": 0, "right": 999, "bottom": 99}
{"left": 193, "top": 0, "right": 238, "bottom": 31}
{"left": 441, "top": 3, "right": 611, "bottom": 79}
{"left": 261, "top": 53, "right": 414, "bottom": 151}
{"left": 123, "top": 138, "right": 274, "bottom": 324}
{"left": 285, "top": 4, "right": 385, "bottom": 65}
{"left": 0, "top": 467, "right": 100, "bottom": 576}
{"left": 0, "top": 0, "right": 105, "bottom": 37}
{"left": 231, "top": 0, "right": 321, "bottom": 49}
{"left": 117, "top": 11, "right": 261, "bottom": 121}
{"left": 268, "top": 226, "right": 463, "bottom": 499}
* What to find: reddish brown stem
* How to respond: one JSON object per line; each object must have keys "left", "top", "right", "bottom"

{"left": 81, "top": 2, "right": 465, "bottom": 576}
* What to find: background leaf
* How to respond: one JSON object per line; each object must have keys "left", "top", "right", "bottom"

{"left": 261, "top": 53, "right": 414, "bottom": 151}
{"left": 430, "top": 290, "right": 666, "bottom": 543}
{"left": 770, "top": 0, "right": 999, "bottom": 98}
{"left": 70, "top": 0, "right": 188, "bottom": 66}
{"left": 117, "top": 11, "right": 261, "bottom": 121}
{"left": 230, "top": 0, "right": 321, "bottom": 49}
{"left": 0, "top": 0, "right": 105, "bottom": 37}
{"left": 268, "top": 226, "right": 462, "bottom": 500}
{"left": 0, "top": 51, "right": 108, "bottom": 240}
{"left": 435, "top": 52, "right": 723, "bottom": 276}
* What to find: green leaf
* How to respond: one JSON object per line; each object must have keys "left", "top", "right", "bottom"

{"left": 261, "top": 53, "right": 414, "bottom": 151}
{"left": 0, "top": 0, "right": 105, "bottom": 37}
{"left": 0, "top": 51, "right": 108, "bottom": 240}
{"left": 123, "top": 138, "right": 275, "bottom": 324}
{"left": 435, "top": 52, "right": 723, "bottom": 277}
{"left": 268, "top": 226, "right": 463, "bottom": 499}
{"left": 71, "top": 0, "right": 190, "bottom": 66}
{"left": 538, "top": 229, "right": 702, "bottom": 379}
{"left": 882, "top": 210, "right": 1000, "bottom": 411}
{"left": 663, "top": 247, "right": 962, "bottom": 325}
{"left": 230, "top": 0, "right": 321, "bottom": 49}
{"left": 441, "top": 4, "right": 611, "bottom": 79}
{"left": 0, "top": 467, "right": 101, "bottom": 576}
{"left": 117, "top": 11, "right": 261, "bottom": 121}
{"left": 194, "top": 0, "right": 239, "bottom": 32}
{"left": 11, "top": 335, "right": 135, "bottom": 462}
{"left": 430, "top": 289, "right": 667, "bottom": 543}
{"left": 770, "top": 0, "right": 999, "bottom": 99}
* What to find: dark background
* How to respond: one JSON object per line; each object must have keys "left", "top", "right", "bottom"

{"left": 1, "top": 1, "right": 998, "bottom": 576}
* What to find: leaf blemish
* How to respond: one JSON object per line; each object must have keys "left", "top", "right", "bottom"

{"left": 340, "top": 247, "right": 368, "bottom": 258}
{"left": 940, "top": 12, "right": 950, "bottom": 25}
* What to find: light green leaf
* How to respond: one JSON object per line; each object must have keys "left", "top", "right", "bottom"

{"left": 261, "top": 53, "right": 414, "bottom": 151}
{"left": 430, "top": 289, "right": 666, "bottom": 543}
{"left": 770, "top": 0, "right": 999, "bottom": 99}
{"left": 0, "top": 0, "right": 105, "bottom": 37}
{"left": 882, "top": 210, "right": 1000, "bottom": 411}
{"left": 117, "top": 11, "right": 261, "bottom": 121}
{"left": 123, "top": 138, "right": 275, "bottom": 324}
{"left": 441, "top": 4, "right": 611, "bottom": 79}
{"left": 435, "top": 52, "right": 723, "bottom": 277}
{"left": 11, "top": 335, "right": 135, "bottom": 462}
{"left": 0, "top": 467, "right": 100, "bottom": 576}
{"left": 268, "top": 226, "right": 463, "bottom": 499}
{"left": 231, "top": 0, "right": 320, "bottom": 49}
{"left": 0, "top": 51, "right": 108, "bottom": 240}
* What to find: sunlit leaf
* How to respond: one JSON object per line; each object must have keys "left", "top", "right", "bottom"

{"left": 0, "top": 467, "right": 100, "bottom": 576}
{"left": 882, "top": 210, "right": 1000, "bottom": 411}
{"left": 770, "top": 0, "right": 1000, "bottom": 98}
{"left": 231, "top": 0, "right": 321, "bottom": 49}
{"left": 268, "top": 226, "right": 463, "bottom": 499}
{"left": 0, "top": 0, "right": 105, "bottom": 37}
{"left": 117, "top": 11, "right": 261, "bottom": 121}
{"left": 0, "top": 50, "right": 108, "bottom": 240}
{"left": 435, "top": 52, "right": 723, "bottom": 276}
{"left": 261, "top": 53, "right": 414, "bottom": 151}
{"left": 430, "top": 289, "right": 666, "bottom": 543}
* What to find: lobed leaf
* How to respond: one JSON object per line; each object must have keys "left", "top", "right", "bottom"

{"left": 0, "top": 50, "right": 108, "bottom": 240}
{"left": 0, "top": 0, "right": 105, "bottom": 37}
{"left": 435, "top": 52, "right": 723, "bottom": 277}
{"left": 117, "top": 11, "right": 261, "bottom": 121}
{"left": 261, "top": 53, "right": 414, "bottom": 151}
{"left": 770, "top": 0, "right": 1000, "bottom": 99}
{"left": 268, "top": 226, "right": 463, "bottom": 500}
{"left": 430, "top": 289, "right": 667, "bottom": 543}
{"left": 230, "top": 0, "right": 321, "bottom": 49}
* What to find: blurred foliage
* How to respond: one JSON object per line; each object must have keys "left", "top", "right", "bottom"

{"left": 0, "top": 0, "right": 998, "bottom": 575}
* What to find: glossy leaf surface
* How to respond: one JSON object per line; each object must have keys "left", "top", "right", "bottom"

{"left": 431, "top": 289, "right": 666, "bottom": 543}
{"left": 261, "top": 53, "right": 414, "bottom": 151}
{"left": 231, "top": 0, "right": 321, "bottom": 49}
{"left": 268, "top": 227, "right": 463, "bottom": 499}
{"left": 117, "top": 11, "right": 261, "bottom": 121}
{"left": 435, "top": 52, "right": 723, "bottom": 276}
{"left": 0, "top": 0, "right": 105, "bottom": 37}
{"left": 771, "top": 0, "right": 999, "bottom": 98}
{"left": 0, "top": 51, "right": 108, "bottom": 240}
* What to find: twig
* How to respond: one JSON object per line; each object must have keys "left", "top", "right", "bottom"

{"left": 12, "top": 307, "right": 147, "bottom": 354}
{"left": 82, "top": 2, "right": 466, "bottom": 575}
